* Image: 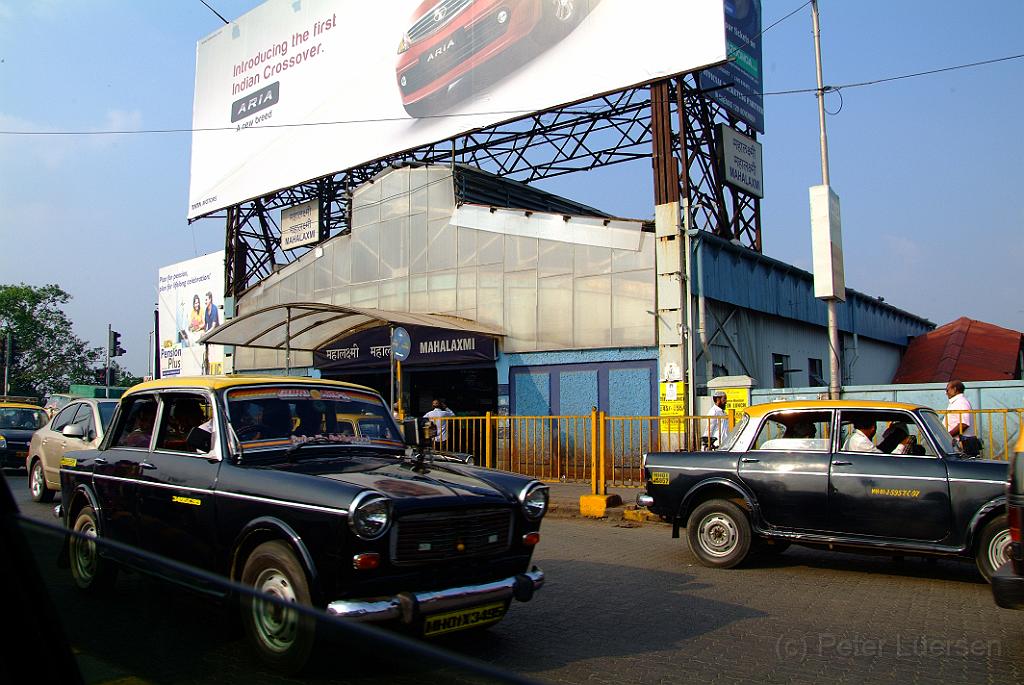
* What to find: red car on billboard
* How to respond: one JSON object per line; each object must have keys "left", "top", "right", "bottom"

{"left": 396, "top": 0, "right": 597, "bottom": 118}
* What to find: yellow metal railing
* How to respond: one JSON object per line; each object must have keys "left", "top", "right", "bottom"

{"left": 429, "top": 408, "right": 1022, "bottom": 489}
{"left": 936, "top": 408, "right": 1024, "bottom": 461}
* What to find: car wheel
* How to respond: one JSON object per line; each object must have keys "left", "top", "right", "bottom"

{"left": 240, "top": 541, "right": 316, "bottom": 674}
{"left": 29, "top": 459, "right": 54, "bottom": 503}
{"left": 686, "top": 499, "right": 752, "bottom": 569}
{"left": 69, "top": 505, "right": 117, "bottom": 592}
{"left": 976, "top": 517, "right": 1012, "bottom": 582}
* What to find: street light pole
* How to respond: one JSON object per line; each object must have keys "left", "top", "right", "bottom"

{"left": 811, "top": 0, "right": 842, "bottom": 399}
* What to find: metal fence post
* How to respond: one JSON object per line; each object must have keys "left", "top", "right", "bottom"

{"left": 485, "top": 411, "right": 493, "bottom": 469}
{"left": 590, "top": 408, "right": 598, "bottom": 495}
{"left": 599, "top": 410, "right": 607, "bottom": 496}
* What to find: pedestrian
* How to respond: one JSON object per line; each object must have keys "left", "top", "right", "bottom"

{"left": 703, "top": 390, "right": 728, "bottom": 449}
{"left": 945, "top": 380, "right": 981, "bottom": 456}
{"left": 423, "top": 398, "right": 454, "bottom": 445}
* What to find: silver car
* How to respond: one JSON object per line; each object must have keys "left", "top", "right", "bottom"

{"left": 27, "top": 398, "right": 118, "bottom": 502}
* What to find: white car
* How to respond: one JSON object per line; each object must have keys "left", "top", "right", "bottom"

{"left": 27, "top": 398, "right": 118, "bottom": 502}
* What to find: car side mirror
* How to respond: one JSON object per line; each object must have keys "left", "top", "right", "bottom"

{"left": 62, "top": 424, "right": 85, "bottom": 439}
{"left": 402, "top": 418, "right": 421, "bottom": 448}
{"left": 186, "top": 427, "right": 213, "bottom": 454}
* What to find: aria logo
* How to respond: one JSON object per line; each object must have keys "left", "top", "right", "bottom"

{"left": 231, "top": 81, "right": 279, "bottom": 123}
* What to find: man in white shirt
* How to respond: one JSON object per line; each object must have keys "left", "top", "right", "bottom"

{"left": 842, "top": 416, "right": 881, "bottom": 453}
{"left": 703, "top": 391, "right": 728, "bottom": 449}
{"left": 944, "top": 380, "right": 974, "bottom": 438}
{"left": 423, "top": 399, "right": 454, "bottom": 445}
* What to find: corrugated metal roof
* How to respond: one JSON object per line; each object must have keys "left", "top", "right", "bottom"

{"left": 892, "top": 317, "right": 1023, "bottom": 383}
{"left": 692, "top": 231, "right": 935, "bottom": 346}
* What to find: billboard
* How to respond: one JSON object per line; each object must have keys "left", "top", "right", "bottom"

{"left": 158, "top": 252, "right": 228, "bottom": 376}
{"left": 188, "top": 0, "right": 728, "bottom": 219}
{"left": 699, "top": 0, "right": 763, "bottom": 132}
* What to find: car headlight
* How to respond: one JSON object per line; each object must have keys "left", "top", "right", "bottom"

{"left": 348, "top": 492, "right": 391, "bottom": 540}
{"left": 0, "top": 435, "right": 6, "bottom": 449}
{"left": 519, "top": 482, "right": 548, "bottom": 521}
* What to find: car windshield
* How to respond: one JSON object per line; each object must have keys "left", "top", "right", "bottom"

{"left": 919, "top": 409, "right": 957, "bottom": 454}
{"left": 719, "top": 414, "right": 748, "bottom": 451}
{"left": 0, "top": 407, "right": 47, "bottom": 430}
{"left": 98, "top": 402, "right": 118, "bottom": 430}
{"left": 226, "top": 385, "right": 403, "bottom": 453}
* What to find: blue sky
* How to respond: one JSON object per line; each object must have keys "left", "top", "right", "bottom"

{"left": 1, "top": 1, "right": 1022, "bottom": 376}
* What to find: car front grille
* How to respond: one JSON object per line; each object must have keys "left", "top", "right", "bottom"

{"left": 392, "top": 508, "right": 513, "bottom": 564}
{"left": 399, "top": 15, "right": 511, "bottom": 95}
{"left": 408, "top": 0, "right": 475, "bottom": 43}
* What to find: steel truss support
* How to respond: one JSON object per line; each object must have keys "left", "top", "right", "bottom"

{"left": 208, "top": 77, "right": 762, "bottom": 295}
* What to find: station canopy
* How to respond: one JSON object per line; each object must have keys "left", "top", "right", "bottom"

{"left": 198, "top": 303, "right": 503, "bottom": 353}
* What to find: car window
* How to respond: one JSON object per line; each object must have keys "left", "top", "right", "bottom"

{"left": 838, "top": 410, "right": 933, "bottom": 456}
{"left": 753, "top": 410, "right": 831, "bottom": 451}
{"left": 718, "top": 414, "right": 748, "bottom": 451}
{"left": 98, "top": 402, "right": 117, "bottom": 431}
{"left": 155, "top": 394, "right": 212, "bottom": 453}
{"left": 112, "top": 397, "right": 159, "bottom": 449}
{"left": 51, "top": 404, "right": 80, "bottom": 432}
{"left": 0, "top": 406, "right": 47, "bottom": 430}
{"left": 227, "top": 385, "right": 402, "bottom": 451}
{"left": 68, "top": 404, "right": 94, "bottom": 438}
{"left": 919, "top": 410, "right": 955, "bottom": 455}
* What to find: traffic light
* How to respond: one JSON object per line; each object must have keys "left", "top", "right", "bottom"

{"left": 109, "top": 330, "right": 126, "bottom": 357}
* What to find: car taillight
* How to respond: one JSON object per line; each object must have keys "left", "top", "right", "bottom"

{"left": 1009, "top": 507, "right": 1022, "bottom": 545}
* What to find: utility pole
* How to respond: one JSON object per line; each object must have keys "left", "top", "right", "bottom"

{"left": 105, "top": 324, "right": 111, "bottom": 399}
{"left": 3, "top": 330, "right": 10, "bottom": 397}
{"left": 811, "top": 0, "right": 845, "bottom": 399}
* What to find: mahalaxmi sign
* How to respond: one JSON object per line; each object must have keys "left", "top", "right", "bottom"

{"left": 281, "top": 199, "right": 320, "bottom": 250}
{"left": 316, "top": 325, "right": 496, "bottom": 371}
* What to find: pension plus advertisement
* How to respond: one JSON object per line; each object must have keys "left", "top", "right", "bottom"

{"left": 188, "top": 0, "right": 728, "bottom": 219}
{"left": 158, "top": 252, "right": 227, "bottom": 377}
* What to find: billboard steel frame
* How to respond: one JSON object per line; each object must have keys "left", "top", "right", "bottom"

{"left": 204, "top": 75, "right": 760, "bottom": 296}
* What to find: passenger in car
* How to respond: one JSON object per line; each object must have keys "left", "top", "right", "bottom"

{"left": 842, "top": 416, "right": 881, "bottom": 453}
{"left": 122, "top": 403, "right": 157, "bottom": 448}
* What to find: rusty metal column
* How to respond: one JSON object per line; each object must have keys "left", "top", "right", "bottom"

{"left": 651, "top": 80, "right": 689, "bottom": 430}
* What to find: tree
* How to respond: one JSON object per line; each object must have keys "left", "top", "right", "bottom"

{"left": 0, "top": 283, "right": 102, "bottom": 398}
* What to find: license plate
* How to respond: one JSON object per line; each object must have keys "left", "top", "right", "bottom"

{"left": 14, "top": 450, "right": 27, "bottom": 460}
{"left": 423, "top": 602, "right": 506, "bottom": 637}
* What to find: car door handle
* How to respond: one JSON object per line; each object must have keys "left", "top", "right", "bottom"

{"left": 831, "top": 460, "right": 852, "bottom": 466}
{"left": 140, "top": 461, "right": 158, "bottom": 470}
{"left": 93, "top": 457, "right": 107, "bottom": 465}
{"left": 740, "top": 458, "right": 760, "bottom": 463}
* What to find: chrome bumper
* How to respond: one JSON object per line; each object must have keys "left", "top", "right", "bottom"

{"left": 326, "top": 567, "right": 544, "bottom": 623}
{"left": 636, "top": 494, "right": 654, "bottom": 508}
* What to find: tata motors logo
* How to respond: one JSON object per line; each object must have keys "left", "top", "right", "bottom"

{"left": 231, "top": 82, "right": 280, "bottom": 123}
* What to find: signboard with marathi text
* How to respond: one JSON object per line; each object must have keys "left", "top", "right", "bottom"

{"left": 316, "top": 325, "right": 496, "bottom": 371}
{"left": 281, "top": 199, "right": 320, "bottom": 250}
{"left": 659, "top": 382, "right": 687, "bottom": 417}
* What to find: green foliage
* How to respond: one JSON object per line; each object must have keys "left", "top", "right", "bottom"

{"left": 0, "top": 283, "right": 102, "bottom": 398}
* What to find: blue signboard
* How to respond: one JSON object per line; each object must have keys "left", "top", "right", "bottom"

{"left": 391, "top": 327, "right": 411, "bottom": 361}
{"left": 699, "top": 0, "right": 764, "bottom": 133}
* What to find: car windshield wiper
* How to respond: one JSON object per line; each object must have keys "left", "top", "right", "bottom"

{"left": 283, "top": 436, "right": 337, "bottom": 462}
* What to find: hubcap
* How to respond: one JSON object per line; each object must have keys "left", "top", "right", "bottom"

{"left": 552, "top": 0, "right": 575, "bottom": 22}
{"left": 31, "top": 463, "right": 44, "bottom": 497}
{"left": 698, "top": 512, "right": 738, "bottom": 558}
{"left": 72, "top": 519, "right": 98, "bottom": 582}
{"left": 988, "top": 529, "right": 1012, "bottom": 571}
{"left": 251, "top": 568, "right": 299, "bottom": 653}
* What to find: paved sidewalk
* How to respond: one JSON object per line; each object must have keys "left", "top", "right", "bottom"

{"left": 541, "top": 481, "right": 642, "bottom": 518}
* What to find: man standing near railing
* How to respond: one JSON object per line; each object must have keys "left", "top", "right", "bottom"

{"left": 945, "top": 380, "right": 981, "bottom": 456}
{"left": 424, "top": 398, "right": 454, "bottom": 446}
{"left": 703, "top": 390, "right": 728, "bottom": 450}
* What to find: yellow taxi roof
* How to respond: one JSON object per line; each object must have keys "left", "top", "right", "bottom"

{"left": 0, "top": 402, "right": 45, "bottom": 410}
{"left": 742, "top": 399, "right": 926, "bottom": 419}
{"left": 124, "top": 375, "right": 377, "bottom": 397}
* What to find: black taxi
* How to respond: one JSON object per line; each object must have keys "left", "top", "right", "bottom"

{"left": 638, "top": 400, "right": 1009, "bottom": 581}
{"left": 58, "top": 376, "right": 547, "bottom": 672}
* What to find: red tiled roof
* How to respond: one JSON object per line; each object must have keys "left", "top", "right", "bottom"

{"left": 892, "top": 317, "right": 1023, "bottom": 383}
